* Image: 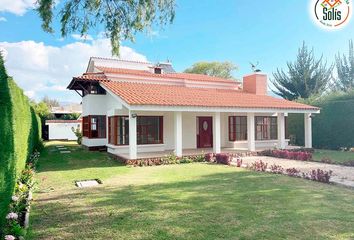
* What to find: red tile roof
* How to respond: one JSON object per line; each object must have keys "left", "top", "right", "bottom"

{"left": 73, "top": 72, "right": 108, "bottom": 82}
{"left": 46, "top": 119, "right": 82, "bottom": 124}
{"left": 96, "top": 66, "right": 239, "bottom": 84}
{"left": 101, "top": 81, "right": 318, "bottom": 110}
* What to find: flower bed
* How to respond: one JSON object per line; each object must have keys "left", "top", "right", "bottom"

{"left": 259, "top": 149, "right": 312, "bottom": 161}
{"left": 2, "top": 151, "right": 39, "bottom": 240}
{"left": 241, "top": 160, "right": 333, "bottom": 184}
{"left": 125, "top": 154, "right": 207, "bottom": 167}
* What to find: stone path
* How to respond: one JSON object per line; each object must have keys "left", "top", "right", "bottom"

{"left": 240, "top": 156, "right": 354, "bottom": 188}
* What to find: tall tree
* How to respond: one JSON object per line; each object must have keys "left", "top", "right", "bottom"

{"left": 42, "top": 96, "right": 60, "bottom": 108}
{"left": 271, "top": 42, "right": 333, "bottom": 100}
{"left": 37, "top": 0, "right": 176, "bottom": 55}
{"left": 184, "top": 61, "right": 237, "bottom": 79}
{"left": 335, "top": 40, "right": 354, "bottom": 91}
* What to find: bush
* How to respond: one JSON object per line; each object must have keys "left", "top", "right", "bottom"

{"left": 204, "top": 153, "right": 214, "bottom": 162}
{"left": 305, "top": 169, "right": 332, "bottom": 183}
{"left": 249, "top": 160, "right": 268, "bottom": 172}
{"left": 285, "top": 168, "right": 301, "bottom": 177}
{"left": 288, "top": 91, "right": 354, "bottom": 149}
{"left": 259, "top": 149, "right": 312, "bottom": 161}
{"left": 215, "top": 153, "right": 231, "bottom": 165}
{"left": 270, "top": 164, "right": 284, "bottom": 174}
{"left": 71, "top": 126, "right": 83, "bottom": 144}
{"left": 0, "top": 54, "right": 42, "bottom": 233}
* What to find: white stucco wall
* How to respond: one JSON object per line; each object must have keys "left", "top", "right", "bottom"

{"left": 47, "top": 122, "right": 81, "bottom": 141}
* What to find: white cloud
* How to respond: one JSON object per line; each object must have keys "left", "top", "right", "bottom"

{"left": 0, "top": 38, "right": 148, "bottom": 102}
{"left": 71, "top": 34, "right": 94, "bottom": 41}
{"left": 0, "top": 0, "right": 35, "bottom": 15}
{"left": 0, "top": 17, "right": 7, "bottom": 22}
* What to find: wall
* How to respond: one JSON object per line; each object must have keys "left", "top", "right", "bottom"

{"left": 47, "top": 122, "right": 81, "bottom": 140}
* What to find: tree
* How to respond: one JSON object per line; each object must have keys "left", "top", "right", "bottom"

{"left": 42, "top": 96, "right": 60, "bottom": 108}
{"left": 184, "top": 61, "right": 237, "bottom": 79}
{"left": 271, "top": 42, "right": 333, "bottom": 100}
{"left": 32, "top": 101, "right": 53, "bottom": 122}
{"left": 335, "top": 40, "right": 354, "bottom": 91}
{"left": 36, "top": 0, "right": 176, "bottom": 55}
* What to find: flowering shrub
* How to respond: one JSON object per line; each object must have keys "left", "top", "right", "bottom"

{"left": 307, "top": 169, "right": 333, "bottom": 183}
{"left": 204, "top": 153, "right": 214, "bottom": 162}
{"left": 259, "top": 149, "right": 312, "bottom": 161}
{"left": 269, "top": 164, "right": 284, "bottom": 174}
{"left": 236, "top": 158, "right": 243, "bottom": 167}
{"left": 125, "top": 154, "right": 208, "bottom": 167}
{"left": 249, "top": 160, "right": 268, "bottom": 172}
{"left": 285, "top": 168, "right": 301, "bottom": 177}
{"left": 320, "top": 157, "right": 333, "bottom": 164}
{"left": 2, "top": 151, "right": 39, "bottom": 239}
{"left": 215, "top": 153, "right": 231, "bottom": 165}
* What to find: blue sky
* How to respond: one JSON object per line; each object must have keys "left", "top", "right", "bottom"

{"left": 0, "top": 0, "right": 353, "bottom": 102}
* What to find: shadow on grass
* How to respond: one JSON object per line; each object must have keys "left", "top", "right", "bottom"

{"left": 36, "top": 143, "right": 126, "bottom": 173}
{"left": 28, "top": 170, "right": 354, "bottom": 240}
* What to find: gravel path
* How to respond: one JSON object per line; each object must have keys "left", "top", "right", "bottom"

{"left": 240, "top": 156, "right": 354, "bottom": 188}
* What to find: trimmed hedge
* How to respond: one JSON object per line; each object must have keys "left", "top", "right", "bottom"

{"left": 288, "top": 91, "right": 354, "bottom": 149}
{"left": 0, "top": 56, "right": 42, "bottom": 232}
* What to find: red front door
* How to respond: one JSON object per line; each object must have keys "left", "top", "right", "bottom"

{"left": 197, "top": 117, "right": 213, "bottom": 148}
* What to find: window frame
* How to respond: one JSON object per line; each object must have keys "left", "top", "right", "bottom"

{"left": 82, "top": 115, "right": 106, "bottom": 139}
{"left": 228, "top": 116, "right": 248, "bottom": 141}
{"left": 137, "top": 116, "right": 164, "bottom": 145}
{"left": 255, "top": 116, "right": 277, "bottom": 140}
{"left": 108, "top": 116, "right": 129, "bottom": 146}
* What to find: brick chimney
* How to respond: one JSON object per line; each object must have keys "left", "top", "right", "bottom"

{"left": 242, "top": 73, "right": 268, "bottom": 95}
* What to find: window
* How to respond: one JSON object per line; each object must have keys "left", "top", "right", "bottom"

{"left": 108, "top": 116, "right": 129, "bottom": 145}
{"left": 137, "top": 116, "right": 163, "bottom": 144}
{"left": 255, "top": 116, "right": 277, "bottom": 140}
{"left": 229, "top": 116, "right": 247, "bottom": 141}
{"left": 82, "top": 115, "right": 106, "bottom": 138}
{"left": 108, "top": 116, "right": 163, "bottom": 145}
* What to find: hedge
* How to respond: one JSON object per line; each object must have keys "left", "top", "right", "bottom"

{"left": 0, "top": 55, "right": 42, "bottom": 232}
{"left": 288, "top": 91, "right": 354, "bottom": 150}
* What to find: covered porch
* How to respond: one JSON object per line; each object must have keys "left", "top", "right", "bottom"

{"left": 106, "top": 109, "right": 316, "bottom": 160}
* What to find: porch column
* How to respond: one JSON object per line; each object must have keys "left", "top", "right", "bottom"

{"left": 304, "top": 113, "right": 312, "bottom": 148}
{"left": 129, "top": 111, "right": 137, "bottom": 159}
{"left": 247, "top": 113, "right": 255, "bottom": 151}
{"left": 174, "top": 112, "right": 183, "bottom": 157}
{"left": 277, "top": 112, "right": 286, "bottom": 149}
{"left": 213, "top": 112, "right": 221, "bottom": 154}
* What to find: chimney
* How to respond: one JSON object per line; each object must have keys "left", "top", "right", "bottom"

{"left": 242, "top": 73, "right": 268, "bottom": 95}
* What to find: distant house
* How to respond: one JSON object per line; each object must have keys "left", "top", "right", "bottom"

{"left": 67, "top": 57, "right": 319, "bottom": 159}
{"left": 45, "top": 104, "right": 82, "bottom": 141}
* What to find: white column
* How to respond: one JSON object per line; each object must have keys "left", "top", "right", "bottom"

{"left": 174, "top": 112, "right": 183, "bottom": 157}
{"left": 247, "top": 113, "right": 255, "bottom": 151}
{"left": 304, "top": 113, "right": 312, "bottom": 148}
{"left": 277, "top": 112, "right": 286, "bottom": 149}
{"left": 213, "top": 112, "right": 221, "bottom": 153}
{"left": 129, "top": 111, "right": 137, "bottom": 159}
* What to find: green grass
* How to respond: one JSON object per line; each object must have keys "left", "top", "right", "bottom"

{"left": 313, "top": 149, "right": 354, "bottom": 165}
{"left": 28, "top": 141, "right": 354, "bottom": 240}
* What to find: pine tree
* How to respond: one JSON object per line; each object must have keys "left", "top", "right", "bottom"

{"left": 271, "top": 42, "right": 333, "bottom": 100}
{"left": 335, "top": 40, "right": 354, "bottom": 91}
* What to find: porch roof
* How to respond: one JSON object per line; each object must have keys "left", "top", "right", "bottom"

{"left": 101, "top": 81, "right": 319, "bottom": 111}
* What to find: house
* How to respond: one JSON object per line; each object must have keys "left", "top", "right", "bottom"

{"left": 67, "top": 57, "right": 319, "bottom": 160}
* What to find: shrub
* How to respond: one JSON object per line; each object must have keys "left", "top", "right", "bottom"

{"left": 215, "top": 153, "right": 231, "bottom": 165}
{"left": 285, "top": 168, "right": 301, "bottom": 177}
{"left": 307, "top": 169, "right": 333, "bottom": 183}
{"left": 320, "top": 157, "right": 333, "bottom": 164}
{"left": 204, "top": 153, "right": 214, "bottom": 162}
{"left": 0, "top": 55, "right": 42, "bottom": 232}
{"left": 259, "top": 149, "right": 312, "bottom": 161}
{"left": 71, "top": 126, "right": 83, "bottom": 144}
{"left": 249, "top": 160, "right": 268, "bottom": 172}
{"left": 236, "top": 158, "right": 243, "bottom": 167}
{"left": 343, "top": 160, "right": 354, "bottom": 166}
{"left": 194, "top": 154, "right": 206, "bottom": 162}
{"left": 269, "top": 164, "right": 284, "bottom": 174}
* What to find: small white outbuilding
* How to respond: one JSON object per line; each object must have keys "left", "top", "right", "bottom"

{"left": 45, "top": 120, "right": 82, "bottom": 141}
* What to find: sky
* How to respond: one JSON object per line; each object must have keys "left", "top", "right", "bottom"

{"left": 0, "top": 0, "right": 353, "bottom": 103}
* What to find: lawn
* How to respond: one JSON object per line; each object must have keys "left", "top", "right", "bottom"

{"left": 313, "top": 149, "right": 354, "bottom": 165}
{"left": 28, "top": 141, "right": 354, "bottom": 240}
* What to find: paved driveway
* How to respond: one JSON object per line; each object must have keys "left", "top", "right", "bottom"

{"left": 241, "top": 156, "right": 354, "bottom": 188}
